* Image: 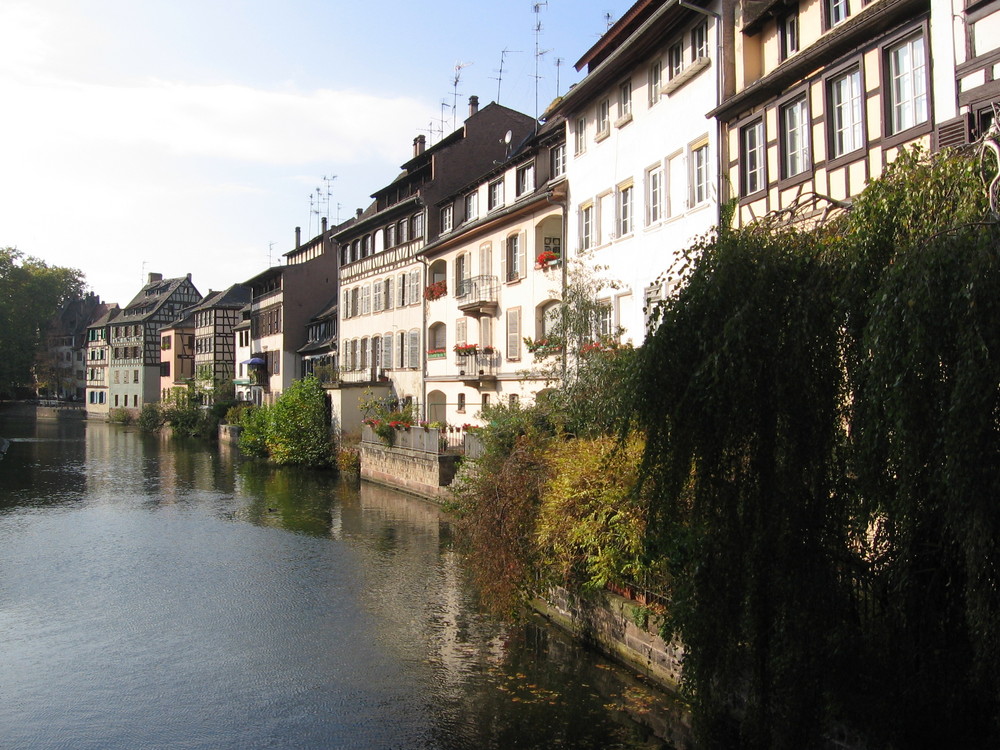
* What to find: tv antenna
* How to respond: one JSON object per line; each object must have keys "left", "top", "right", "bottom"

{"left": 451, "top": 61, "right": 472, "bottom": 131}
{"left": 555, "top": 57, "right": 565, "bottom": 98}
{"left": 604, "top": 11, "right": 615, "bottom": 31}
{"left": 267, "top": 242, "right": 275, "bottom": 267}
{"left": 533, "top": 2, "right": 549, "bottom": 122}
{"left": 492, "top": 47, "right": 522, "bottom": 104}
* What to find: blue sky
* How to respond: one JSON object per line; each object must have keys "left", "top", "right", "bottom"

{"left": 1, "top": 0, "right": 630, "bottom": 304}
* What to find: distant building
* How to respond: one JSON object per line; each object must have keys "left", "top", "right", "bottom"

{"left": 40, "top": 292, "right": 110, "bottom": 401}
{"left": 190, "top": 284, "right": 252, "bottom": 403}
{"left": 159, "top": 312, "right": 196, "bottom": 402}
{"left": 84, "top": 303, "right": 119, "bottom": 417}
{"left": 107, "top": 273, "right": 201, "bottom": 412}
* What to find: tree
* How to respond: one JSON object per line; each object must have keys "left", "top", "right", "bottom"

{"left": 0, "top": 247, "right": 85, "bottom": 397}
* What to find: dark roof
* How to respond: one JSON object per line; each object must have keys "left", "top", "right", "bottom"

{"left": 191, "top": 284, "right": 252, "bottom": 312}
{"left": 117, "top": 275, "right": 200, "bottom": 324}
{"left": 574, "top": 0, "right": 661, "bottom": 72}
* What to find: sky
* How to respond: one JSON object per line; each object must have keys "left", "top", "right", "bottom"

{"left": 1, "top": 0, "right": 632, "bottom": 305}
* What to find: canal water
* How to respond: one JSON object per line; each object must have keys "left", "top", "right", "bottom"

{"left": 0, "top": 415, "right": 690, "bottom": 749}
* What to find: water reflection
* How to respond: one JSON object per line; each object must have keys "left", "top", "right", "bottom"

{"left": 0, "top": 414, "right": 689, "bottom": 749}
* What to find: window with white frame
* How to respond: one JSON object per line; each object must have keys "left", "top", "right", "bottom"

{"left": 618, "top": 79, "right": 632, "bottom": 120}
{"left": 668, "top": 42, "right": 684, "bottom": 78}
{"left": 516, "top": 162, "right": 535, "bottom": 196}
{"left": 618, "top": 183, "right": 634, "bottom": 236}
{"left": 440, "top": 205, "right": 453, "bottom": 234}
{"left": 360, "top": 338, "right": 369, "bottom": 370}
{"left": 551, "top": 142, "right": 566, "bottom": 177}
{"left": 455, "top": 252, "right": 470, "bottom": 296}
{"left": 646, "top": 165, "right": 663, "bottom": 224}
{"left": 829, "top": 68, "right": 863, "bottom": 157}
{"left": 740, "top": 120, "right": 766, "bottom": 195}
{"left": 397, "top": 273, "right": 407, "bottom": 306}
{"left": 383, "top": 278, "right": 394, "bottom": 310}
{"left": 691, "top": 143, "right": 709, "bottom": 205}
{"left": 888, "top": 34, "right": 927, "bottom": 135}
{"left": 692, "top": 21, "right": 708, "bottom": 59}
{"left": 580, "top": 203, "right": 594, "bottom": 251}
{"left": 361, "top": 285, "right": 371, "bottom": 315}
{"left": 596, "top": 300, "right": 613, "bottom": 338}
{"left": 412, "top": 213, "right": 424, "bottom": 239}
{"left": 780, "top": 96, "right": 810, "bottom": 179}
{"left": 649, "top": 60, "right": 662, "bottom": 105}
{"left": 464, "top": 191, "right": 478, "bottom": 222}
{"left": 597, "top": 99, "right": 610, "bottom": 135}
{"left": 505, "top": 233, "right": 522, "bottom": 282}
{"left": 408, "top": 269, "right": 420, "bottom": 305}
{"left": 826, "top": 0, "right": 849, "bottom": 28}
{"left": 780, "top": 9, "right": 799, "bottom": 61}
{"left": 455, "top": 317, "right": 467, "bottom": 347}
{"left": 488, "top": 178, "right": 505, "bottom": 211}
{"left": 574, "top": 116, "right": 587, "bottom": 155}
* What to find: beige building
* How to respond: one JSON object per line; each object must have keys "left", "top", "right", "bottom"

{"left": 713, "top": 0, "right": 935, "bottom": 226}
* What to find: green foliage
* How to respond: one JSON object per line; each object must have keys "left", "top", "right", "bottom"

{"left": 634, "top": 147, "right": 1000, "bottom": 748}
{"left": 0, "top": 247, "right": 85, "bottom": 396}
{"left": 266, "top": 376, "right": 332, "bottom": 467}
{"left": 237, "top": 404, "right": 270, "bottom": 458}
{"left": 336, "top": 447, "right": 361, "bottom": 474}
{"left": 107, "top": 408, "right": 134, "bottom": 425}
{"left": 535, "top": 436, "right": 652, "bottom": 592}
{"left": 360, "top": 389, "right": 414, "bottom": 446}
{"left": 137, "top": 403, "right": 164, "bottom": 432}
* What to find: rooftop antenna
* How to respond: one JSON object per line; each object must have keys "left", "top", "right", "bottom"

{"left": 451, "top": 61, "right": 472, "bottom": 131}
{"left": 492, "top": 47, "right": 522, "bottom": 104}
{"left": 267, "top": 242, "right": 275, "bottom": 267}
{"left": 141, "top": 260, "right": 148, "bottom": 284}
{"left": 555, "top": 57, "right": 564, "bottom": 98}
{"left": 604, "top": 10, "right": 615, "bottom": 31}
{"left": 533, "top": 2, "right": 549, "bottom": 122}
{"left": 321, "top": 174, "right": 337, "bottom": 225}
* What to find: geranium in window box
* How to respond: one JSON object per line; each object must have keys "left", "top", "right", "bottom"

{"left": 535, "top": 250, "right": 560, "bottom": 268}
{"left": 423, "top": 280, "right": 447, "bottom": 301}
{"left": 427, "top": 347, "right": 447, "bottom": 360}
{"left": 481, "top": 345, "right": 497, "bottom": 355}
{"left": 453, "top": 343, "right": 478, "bottom": 356}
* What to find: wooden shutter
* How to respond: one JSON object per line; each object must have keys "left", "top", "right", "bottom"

{"left": 518, "top": 230, "right": 527, "bottom": 279}
{"left": 506, "top": 308, "right": 521, "bottom": 360}
{"left": 408, "top": 330, "right": 419, "bottom": 368}
{"left": 456, "top": 317, "right": 467, "bottom": 346}
{"left": 382, "top": 333, "right": 393, "bottom": 369}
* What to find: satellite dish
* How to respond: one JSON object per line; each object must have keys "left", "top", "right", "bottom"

{"left": 503, "top": 130, "right": 513, "bottom": 144}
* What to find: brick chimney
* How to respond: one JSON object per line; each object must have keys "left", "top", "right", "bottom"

{"left": 295, "top": 226, "right": 301, "bottom": 248}
{"left": 469, "top": 95, "right": 479, "bottom": 116}
{"left": 147, "top": 272, "right": 162, "bottom": 283}
{"left": 321, "top": 216, "right": 328, "bottom": 233}
{"left": 413, "top": 134, "right": 426, "bottom": 157}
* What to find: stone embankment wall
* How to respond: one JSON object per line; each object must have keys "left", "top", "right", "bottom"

{"left": 0, "top": 402, "right": 86, "bottom": 419}
{"left": 218, "top": 424, "right": 241, "bottom": 445}
{"left": 533, "top": 587, "right": 684, "bottom": 693}
{"left": 359, "top": 441, "right": 459, "bottom": 502}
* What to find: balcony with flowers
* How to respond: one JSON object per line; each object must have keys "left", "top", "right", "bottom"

{"left": 534, "top": 249, "right": 561, "bottom": 270}
{"left": 423, "top": 280, "right": 447, "bottom": 301}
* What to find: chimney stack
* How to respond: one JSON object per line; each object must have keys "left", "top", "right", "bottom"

{"left": 295, "top": 226, "right": 301, "bottom": 248}
{"left": 413, "top": 134, "right": 426, "bottom": 157}
{"left": 148, "top": 272, "right": 162, "bottom": 284}
{"left": 469, "top": 95, "right": 479, "bottom": 117}
{"left": 321, "top": 216, "right": 328, "bottom": 233}
{"left": 356, "top": 208, "right": 363, "bottom": 218}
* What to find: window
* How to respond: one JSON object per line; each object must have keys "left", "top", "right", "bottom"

{"left": 504, "top": 234, "right": 524, "bottom": 282}
{"left": 482, "top": 394, "right": 491, "bottom": 410}
{"left": 580, "top": 204, "right": 594, "bottom": 251}
{"left": 455, "top": 252, "right": 470, "bottom": 296}
{"left": 464, "top": 192, "right": 478, "bottom": 222}
{"left": 597, "top": 99, "right": 610, "bottom": 135}
{"left": 618, "top": 183, "right": 634, "bottom": 236}
{"left": 397, "top": 274, "right": 407, "bottom": 306}
{"left": 692, "top": 21, "right": 708, "bottom": 59}
{"left": 360, "top": 338, "right": 369, "bottom": 370}
{"left": 412, "top": 213, "right": 424, "bottom": 239}
{"left": 488, "top": 179, "right": 505, "bottom": 211}
{"left": 888, "top": 34, "right": 927, "bottom": 135}
{"left": 618, "top": 79, "right": 632, "bottom": 120}
{"left": 385, "top": 223, "right": 396, "bottom": 247}
{"left": 829, "top": 68, "right": 863, "bottom": 158}
{"left": 457, "top": 392, "right": 466, "bottom": 412}
{"left": 597, "top": 301, "right": 613, "bottom": 338}
{"left": 574, "top": 116, "right": 587, "bottom": 155}
{"left": 780, "top": 10, "right": 799, "bottom": 61}
{"left": 506, "top": 308, "right": 521, "bottom": 360}
{"left": 441, "top": 205, "right": 453, "bottom": 233}
{"left": 827, "top": 0, "right": 849, "bottom": 28}
{"left": 740, "top": 120, "right": 766, "bottom": 195}
{"left": 649, "top": 60, "right": 662, "bottom": 105}
{"left": 383, "top": 278, "right": 394, "bottom": 310}
{"left": 668, "top": 42, "right": 684, "bottom": 78}
{"left": 382, "top": 333, "right": 393, "bottom": 369}
{"left": 692, "top": 143, "right": 709, "bottom": 205}
{"left": 516, "top": 162, "right": 535, "bottom": 196}
{"left": 780, "top": 96, "right": 810, "bottom": 179}
{"left": 361, "top": 285, "right": 371, "bottom": 315}
{"left": 551, "top": 143, "right": 566, "bottom": 177}
{"left": 407, "top": 330, "right": 419, "bottom": 369}
{"left": 373, "top": 280, "right": 384, "bottom": 311}
{"left": 408, "top": 269, "right": 421, "bottom": 305}
{"left": 133, "top": 369, "right": 139, "bottom": 383}
{"left": 399, "top": 219, "right": 409, "bottom": 243}
{"left": 647, "top": 165, "right": 663, "bottom": 224}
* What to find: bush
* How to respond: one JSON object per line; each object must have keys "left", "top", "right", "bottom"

{"left": 266, "top": 377, "right": 332, "bottom": 467}
{"left": 108, "top": 408, "right": 134, "bottom": 425}
{"left": 238, "top": 404, "right": 270, "bottom": 458}
{"left": 137, "top": 403, "right": 164, "bottom": 432}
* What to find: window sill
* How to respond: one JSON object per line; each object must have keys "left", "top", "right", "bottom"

{"left": 595, "top": 129, "right": 610, "bottom": 143}
{"left": 615, "top": 113, "right": 633, "bottom": 128}
{"left": 662, "top": 57, "right": 711, "bottom": 97}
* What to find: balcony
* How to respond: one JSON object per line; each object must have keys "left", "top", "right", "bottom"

{"left": 456, "top": 350, "right": 500, "bottom": 387}
{"left": 456, "top": 275, "right": 499, "bottom": 315}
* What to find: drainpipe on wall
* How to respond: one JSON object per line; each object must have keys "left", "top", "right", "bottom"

{"left": 418, "top": 248, "right": 429, "bottom": 422}
{"left": 545, "top": 184, "right": 570, "bottom": 385}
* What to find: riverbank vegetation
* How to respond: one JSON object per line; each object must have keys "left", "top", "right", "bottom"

{"left": 0, "top": 247, "right": 85, "bottom": 398}
{"left": 233, "top": 375, "right": 334, "bottom": 468}
{"left": 451, "top": 147, "right": 1000, "bottom": 748}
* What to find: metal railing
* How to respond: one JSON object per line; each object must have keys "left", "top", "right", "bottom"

{"left": 455, "top": 275, "right": 498, "bottom": 306}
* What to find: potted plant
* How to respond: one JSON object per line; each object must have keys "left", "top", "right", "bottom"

{"left": 453, "top": 343, "right": 478, "bottom": 356}
{"left": 535, "top": 249, "right": 560, "bottom": 268}
{"left": 423, "top": 280, "right": 447, "bottom": 301}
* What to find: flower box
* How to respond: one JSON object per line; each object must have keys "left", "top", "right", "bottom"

{"left": 453, "top": 344, "right": 478, "bottom": 356}
{"left": 427, "top": 348, "right": 447, "bottom": 360}
{"left": 423, "top": 281, "right": 447, "bottom": 301}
